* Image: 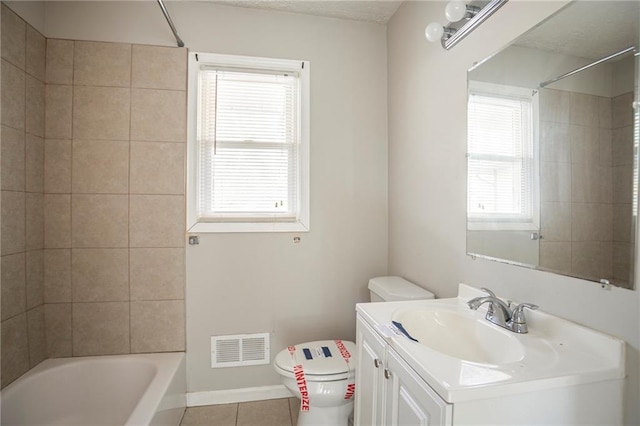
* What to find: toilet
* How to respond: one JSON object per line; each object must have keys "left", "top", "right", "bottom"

{"left": 273, "top": 276, "right": 434, "bottom": 426}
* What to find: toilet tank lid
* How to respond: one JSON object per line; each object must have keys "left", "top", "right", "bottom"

{"left": 368, "top": 276, "right": 434, "bottom": 301}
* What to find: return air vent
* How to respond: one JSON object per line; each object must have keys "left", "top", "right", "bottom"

{"left": 211, "top": 333, "right": 270, "bottom": 368}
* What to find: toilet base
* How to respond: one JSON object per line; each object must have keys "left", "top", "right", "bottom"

{"left": 295, "top": 399, "right": 353, "bottom": 426}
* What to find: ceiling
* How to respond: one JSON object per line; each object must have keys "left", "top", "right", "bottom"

{"left": 211, "top": 0, "right": 404, "bottom": 24}
{"left": 515, "top": 1, "right": 639, "bottom": 60}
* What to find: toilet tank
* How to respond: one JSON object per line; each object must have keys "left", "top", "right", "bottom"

{"left": 368, "top": 276, "right": 435, "bottom": 302}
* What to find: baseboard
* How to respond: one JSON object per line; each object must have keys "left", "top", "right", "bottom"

{"left": 187, "top": 385, "right": 294, "bottom": 407}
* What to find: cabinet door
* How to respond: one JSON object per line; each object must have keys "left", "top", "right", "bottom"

{"left": 384, "top": 349, "right": 452, "bottom": 426}
{"left": 355, "top": 317, "right": 387, "bottom": 426}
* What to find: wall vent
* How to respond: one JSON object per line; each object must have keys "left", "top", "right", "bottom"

{"left": 211, "top": 333, "right": 270, "bottom": 368}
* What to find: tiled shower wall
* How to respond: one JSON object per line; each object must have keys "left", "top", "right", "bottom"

{"left": 1, "top": 4, "right": 46, "bottom": 387}
{"left": 539, "top": 88, "right": 634, "bottom": 288}
{"left": 1, "top": 2, "right": 188, "bottom": 386}
{"left": 43, "top": 39, "right": 187, "bottom": 357}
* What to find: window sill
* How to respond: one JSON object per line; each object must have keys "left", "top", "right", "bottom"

{"left": 188, "top": 220, "right": 310, "bottom": 234}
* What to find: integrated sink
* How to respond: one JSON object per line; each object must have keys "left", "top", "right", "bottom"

{"left": 392, "top": 308, "right": 525, "bottom": 365}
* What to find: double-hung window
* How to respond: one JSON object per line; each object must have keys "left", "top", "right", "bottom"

{"left": 467, "top": 82, "right": 539, "bottom": 230}
{"left": 187, "top": 53, "right": 310, "bottom": 233}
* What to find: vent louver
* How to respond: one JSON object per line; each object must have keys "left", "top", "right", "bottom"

{"left": 211, "top": 333, "right": 270, "bottom": 368}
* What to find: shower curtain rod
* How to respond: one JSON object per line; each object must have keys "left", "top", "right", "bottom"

{"left": 157, "top": 0, "right": 184, "bottom": 47}
{"left": 539, "top": 46, "right": 636, "bottom": 88}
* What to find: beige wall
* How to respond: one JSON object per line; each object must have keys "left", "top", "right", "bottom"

{"left": 42, "top": 39, "right": 187, "bottom": 357}
{"left": 1, "top": 3, "right": 46, "bottom": 387}
{"left": 388, "top": 1, "right": 638, "bottom": 423}
{"left": 36, "top": 1, "right": 389, "bottom": 393}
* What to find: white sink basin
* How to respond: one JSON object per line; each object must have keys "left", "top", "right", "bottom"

{"left": 392, "top": 308, "right": 525, "bottom": 365}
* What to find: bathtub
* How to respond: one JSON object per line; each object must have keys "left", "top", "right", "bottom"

{"left": 1, "top": 352, "right": 186, "bottom": 426}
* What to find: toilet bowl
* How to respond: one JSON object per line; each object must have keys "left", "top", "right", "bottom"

{"left": 274, "top": 276, "right": 434, "bottom": 426}
{"left": 274, "top": 340, "right": 356, "bottom": 426}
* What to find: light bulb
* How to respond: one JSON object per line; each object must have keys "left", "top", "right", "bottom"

{"left": 424, "top": 22, "right": 444, "bottom": 42}
{"left": 445, "top": 1, "right": 467, "bottom": 22}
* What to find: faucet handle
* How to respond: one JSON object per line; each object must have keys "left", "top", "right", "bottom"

{"left": 511, "top": 303, "right": 539, "bottom": 324}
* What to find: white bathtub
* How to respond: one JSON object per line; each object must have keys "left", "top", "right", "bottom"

{"left": 1, "top": 352, "right": 186, "bottom": 426}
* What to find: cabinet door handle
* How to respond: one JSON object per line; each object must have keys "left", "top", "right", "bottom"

{"left": 374, "top": 359, "right": 381, "bottom": 368}
{"left": 384, "top": 368, "right": 391, "bottom": 379}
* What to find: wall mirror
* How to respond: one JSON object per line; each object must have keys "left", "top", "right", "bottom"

{"left": 467, "top": 1, "right": 639, "bottom": 289}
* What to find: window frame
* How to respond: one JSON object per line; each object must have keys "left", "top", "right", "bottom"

{"left": 467, "top": 81, "right": 540, "bottom": 231}
{"left": 187, "top": 52, "right": 310, "bottom": 233}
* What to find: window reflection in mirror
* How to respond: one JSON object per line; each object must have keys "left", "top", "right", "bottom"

{"left": 467, "top": 1, "right": 639, "bottom": 290}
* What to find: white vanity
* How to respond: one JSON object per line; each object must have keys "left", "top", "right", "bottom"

{"left": 354, "top": 284, "right": 625, "bottom": 425}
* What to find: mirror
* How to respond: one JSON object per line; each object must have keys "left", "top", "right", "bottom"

{"left": 467, "top": 1, "right": 639, "bottom": 289}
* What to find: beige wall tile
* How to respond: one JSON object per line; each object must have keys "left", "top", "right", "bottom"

{"left": 540, "top": 162, "right": 571, "bottom": 203}
{"left": 598, "top": 96, "right": 611, "bottom": 130}
{"left": 130, "top": 248, "right": 185, "bottom": 300}
{"left": 45, "top": 139, "right": 72, "bottom": 194}
{"left": 74, "top": 41, "right": 131, "bottom": 87}
{"left": 46, "top": 39, "right": 74, "bottom": 85}
{"left": 613, "top": 242, "right": 631, "bottom": 286}
{"left": 130, "top": 142, "right": 185, "bottom": 194}
{"left": 131, "top": 300, "right": 184, "bottom": 353}
{"left": 26, "top": 75, "right": 45, "bottom": 137}
{"left": 131, "top": 89, "right": 186, "bottom": 142}
{"left": 44, "top": 249, "right": 71, "bottom": 303}
{"left": 613, "top": 203, "right": 632, "bottom": 242}
{"left": 72, "top": 194, "right": 128, "bottom": 248}
{"left": 570, "top": 92, "right": 598, "bottom": 127}
{"left": 73, "top": 86, "right": 130, "bottom": 140}
{"left": 237, "top": 399, "right": 291, "bottom": 426}
{"left": 612, "top": 125, "right": 633, "bottom": 166}
{"left": 26, "top": 192, "right": 44, "bottom": 250}
{"left": 130, "top": 195, "right": 185, "bottom": 247}
{"left": 73, "top": 302, "right": 130, "bottom": 356}
{"left": 571, "top": 203, "right": 612, "bottom": 242}
{"left": 571, "top": 164, "right": 612, "bottom": 204}
{"left": 2, "top": 60, "right": 26, "bottom": 130}
{"left": 2, "top": 190, "right": 26, "bottom": 255}
{"left": 569, "top": 125, "right": 598, "bottom": 166}
{"left": 539, "top": 242, "right": 571, "bottom": 275}
{"left": 1, "top": 253, "right": 26, "bottom": 321}
{"left": 1, "top": 4, "right": 26, "bottom": 70}
{"left": 598, "top": 129, "right": 612, "bottom": 167}
{"left": 1, "top": 125, "right": 25, "bottom": 191}
{"left": 72, "top": 248, "right": 129, "bottom": 302}
{"left": 44, "top": 194, "right": 71, "bottom": 248}
{"left": 45, "top": 84, "right": 72, "bottom": 139}
{"left": 27, "top": 306, "right": 46, "bottom": 367}
{"left": 540, "top": 122, "right": 569, "bottom": 164}
{"left": 539, "top": 89, "right": 569, "bottom": 124}
{"left": 572, "top": 241, "right": 612, "bottom": 280}
{"left": 132, "top": 45, "right": 187, "bottom": 90}
{"left": 1, "top": 313, "right": 30, "bottom": 387}
{"left": 612, "top": 92, "right": 633, "bottom": 129}
{"left": 540, "top": 202, "right": 571, "bottom": 242}
{"left": 25, "top": 25, "right": 45, "bottom": 81}
{"left": 72, "top": 140, "right": 129, "bottom": 194}
{"left": 26, "top": 134, "right": 44, "bottom": 193}
{"left": 181, "top": 405, "right": 238, "bottom": 426}
{"left": 26, "top": 250, "right": 44, "bottom": 309}
{"left": 44, "top": 303, "right": 72, "bottom": 358}
{"left": 612, "top": 165, "right": 632, "bottom": 205}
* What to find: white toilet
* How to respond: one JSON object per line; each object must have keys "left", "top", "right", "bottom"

{"left": 273, "top": 276, "right": 434, "bottom": 426}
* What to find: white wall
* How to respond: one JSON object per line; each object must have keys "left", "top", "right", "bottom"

{"left": 387, "top": 1, "right": 639, "bottom": 423}
{"left": 41, "top": 1, "right": 388, "bottom": 393}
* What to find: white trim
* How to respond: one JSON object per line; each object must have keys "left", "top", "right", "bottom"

{"left": 186, "top": 385, "right": 294, "bottom": 407}
{"left": 187, "top": 52, "right": 310, "bottom": 233}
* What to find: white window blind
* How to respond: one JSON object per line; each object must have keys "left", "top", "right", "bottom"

{"left": 467, "top": 85, "right": 537, "bottom": 229}
{"left": 197, "top": 67, "right": 300, "bottom": 222}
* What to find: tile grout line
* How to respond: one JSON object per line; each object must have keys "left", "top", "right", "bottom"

{"left": 128, "top": 42, "right": 134, "bottom": 355}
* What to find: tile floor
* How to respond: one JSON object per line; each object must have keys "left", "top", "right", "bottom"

{"left": 180, "top": 398, "right": 300, "bottom": 426}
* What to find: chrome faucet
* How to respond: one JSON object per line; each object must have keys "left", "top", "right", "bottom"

{"left": 467, "top": 288, "right": 538, "bottom": 334}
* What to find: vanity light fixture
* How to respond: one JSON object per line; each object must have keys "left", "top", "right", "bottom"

{"left": 425, "top": 0, "right": 508, "bottom": 50}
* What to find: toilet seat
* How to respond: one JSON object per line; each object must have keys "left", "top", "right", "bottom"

{"left": 274, "top": 340, "right": 356, "bottom": 382}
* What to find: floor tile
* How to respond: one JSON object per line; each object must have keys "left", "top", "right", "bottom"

{"left": 180, "top": 404, "right": 238, "bottom": 426}
{"left": 237, "top": 399, "right": 292, "bottom": 426}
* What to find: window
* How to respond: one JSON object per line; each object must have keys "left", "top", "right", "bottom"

{"left": 187, "top": 53, "right": 310, "bottom": 233}
{"left": 467, "top": 82, "right": 539, "bottom": 230}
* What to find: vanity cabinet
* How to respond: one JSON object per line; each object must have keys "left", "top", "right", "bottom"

{"left": 355, "top": 316, "right": 452, "bottom": 426}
